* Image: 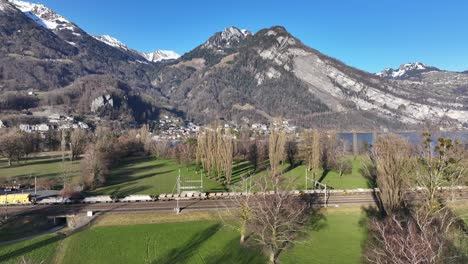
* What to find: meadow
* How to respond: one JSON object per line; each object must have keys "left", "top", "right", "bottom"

{"left": 0, "top": 208, "right": 367, "bottom": 264}
{"left": 0, "top": 152, "right": 80, "bottom": 182}
{"left": 0, "top": 152, "right": 370, "bottom": 196}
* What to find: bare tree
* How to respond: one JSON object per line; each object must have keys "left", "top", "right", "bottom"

{"left": 222, "top": 190, "right": 253, "bottom": 245}
{"left": 268, "top": 128, "right": 286, "bottom": 176}
{"left": 36, "top": 177, "right": 56, "bottom": 190}
{"left": 336, "top": 158, "right": 353, "bottom": 178}
{"left": 81, "top": 143, "right": 110, "bottom": 190}
{"left": 197, "top": 127, "right": 233, "bottom": 183}
{"left": 247, "top": 174, "right": 310, "bottom": 264}
{"left": 171, "top": 139, "right": 197, "bottom": 165}
{"left": 61, "top": 129, "right": 67, "bottom": 162}
{"left": 70, "top": 129, "right": 88, "bottom": 161}
{"left": 0, "top": 129, "right": 23, "bottom": 166}
{"left": 311, "top": 129, "right": 321, "bottom": 182}
{"left": 365, "top": 207, "right": 461, "bottom": 264}
{"left": 369, "top": 134, "right": 415, "bottom": 214}
{"left": 150, "top": 140, "right": 171, "bottom": 158}
{"left": 321, "top": 131, "right": 340, "bottom": 171}
{"left": 236, "top": 129, "right": 252, "bottom": 159}
{"left": 220, "top": 133, "right": 234, "bottom": 184}
{"left": 247, "top": 140, "right": 259, "bottom": 172}
{"left": 299, "top": 130, "right": 313, "bottom": 171}
{"left": 285, "top": 139, "right": 298, "bottom": 168}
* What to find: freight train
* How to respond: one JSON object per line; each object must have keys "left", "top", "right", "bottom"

{"left": 0, "top": 193, "right": 32, "bottom": 205}
{"left": 1, "top": 187, "right": 467, "bottom": 206}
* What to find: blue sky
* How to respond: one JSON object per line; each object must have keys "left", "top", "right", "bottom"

{"left": 38, "top": 0, "right": 468, "bottom": 73}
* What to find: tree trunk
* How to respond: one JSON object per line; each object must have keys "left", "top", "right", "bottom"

{"left": 269, "top": 251, "right": 276, "bottom": 264}
{"left": 240, "top": 233, "right": 245, "bottom": 244}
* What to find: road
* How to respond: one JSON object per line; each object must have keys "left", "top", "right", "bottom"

{"left": 2, "top": 189, "right": 468, "bottom": 218}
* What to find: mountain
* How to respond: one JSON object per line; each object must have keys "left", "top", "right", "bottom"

{"left": 201, "top": 26, "right": 251, "bottom": 50}
{"left": 1, "top": 0, "right": 467, "bottom": 129}
{"left": 0, "top": 0, "right": 174, "bottom": 126}
{"left": 143, "top": 50, "right": 180, "bottom": 62}
{"left": 92, "top": 34, "right": 180, "bottom": 62}
{"left": 376, "top": 63, "right": 468, "bottom": 116}
{"left": 181, "top": 27, "right": 252, "bottom": 65}
{"left": 92, "top": 35, "right": 131, "bottom": 51}
{"left": 8, "top": 0, "right": 76, "bottom": 32}
{"left": 151, "top": 26, "right": 468, "bottom": 129}
{"left": 376, "top": 62, "right": 441, "bottom": 80}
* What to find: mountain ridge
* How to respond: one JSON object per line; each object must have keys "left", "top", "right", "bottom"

{"left": 1, "top": 0, "right": 467, "bottom": 130}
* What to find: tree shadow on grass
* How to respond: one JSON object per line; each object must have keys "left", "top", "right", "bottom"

{"left": 111, "top": 163, "right": 166, "bottom": 178}
{"left": 94, "top": 183, "right": 153, "bottom": 197}
{"left": 204, "top": 237, "right": 266, "bottom": 264}
{"left": 152, "top": 223, "right": 221, "bottom": 264}
{"left": 0, "top": 199, "right": 105, "bottom": 262}
{"left": 99, "top": 170, "right": 174, "bottom": 192}
{"left": 0, "top": 234, "right": 65, "bottom": 262}
{"left": 232, "top": 161, "right": 254, "bottom": 177}
{"left": 318, "top": 169, "right": 330, "bottom": 183}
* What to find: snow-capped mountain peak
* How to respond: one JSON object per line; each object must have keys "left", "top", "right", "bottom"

{"left": 92, "top": 35, "right": 130, "bottom": 51}
{"left": 92, "top": 34, "right": 180, "bottom": 62}
{"left": 8, "top": 0, "right": 75, "bottom": 31}
{"left": 376, "top": 62, "right": 440, "bottom": 79}
{"left": 202, "top": 26, "right": 252, "bottom": 50}
{"left": 143, "top": 50, "right": 180, "bottom": 62}
{"left": 0, "top": 0, "right": 12, "bottom": 11}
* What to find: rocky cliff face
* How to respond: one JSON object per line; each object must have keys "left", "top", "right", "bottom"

{"left": 150, "top": 26, "right": 468, "bottom": 129}
{"left": 1, "top": 1, "right": 466, "bottom": 129}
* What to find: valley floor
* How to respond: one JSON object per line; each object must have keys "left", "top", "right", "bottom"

{"left": 0, "top": 153, "right": 371, "bottom": 197}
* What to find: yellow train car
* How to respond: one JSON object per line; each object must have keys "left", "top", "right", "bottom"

{"left": 0, "top": 193, "right": 31, "bottom": 204}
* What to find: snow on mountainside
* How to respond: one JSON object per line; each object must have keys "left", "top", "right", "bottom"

{"left": 92, "top": 34, "right": 180, "bottom": 62}
{"left": 143, "top": 50, "right": 180, "bottom": 62}
{"left": 0, "top": 0, "right": 12, "bottom": 11}
{"left": 93, "top": 34, "right": 180, "bottom": 62}
{"left": 201, "top": 26, "right": 252, "bottom": 50}
{"left": 92, "top": 35, "right": 130, "bottom": 51}
{"left": 376, "top": 62, "right": 440, "bottom": 79}
{"left": 10, "top": 0, "right": 178, "bottom": 63}
{"left": 8, "top": 0, "right": 76, "bottom": 31}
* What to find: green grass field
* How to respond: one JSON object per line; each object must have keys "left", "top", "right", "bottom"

{"left": 280, "top": 208, "right": 366, "bottom": 264}
{"left": 0, "top": 153, "right": 80, "bottom": 181}
{"left": 92, "top": 156, "right": 226, "bottom": 196}
{"left": 0, "top": 234, "right": 61, "bottom": 264}
{"left": 0, "top": 152, "right": 370, "bottom": 196}
{"left": 230, "top": 156, "right": 371, "bottom": 191}
{"left": 0, "top": 208, "right": 367, "bottom": 264}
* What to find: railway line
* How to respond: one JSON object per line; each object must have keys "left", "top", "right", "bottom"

{"left": 2, "top": 187, "right": 467, "bottom": 217}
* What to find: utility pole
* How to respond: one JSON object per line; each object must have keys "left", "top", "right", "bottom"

{"left": 4, "top": 192, "right": 8, "bottom": 220}
{"left": 352, "top": 129, "right": 358, "bottom": 157}
{"left": 174, "top": 169, "right": 181, "bottom": 214}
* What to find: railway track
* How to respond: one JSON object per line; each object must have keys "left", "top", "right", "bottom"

{"left": 2, "top": 188, "right": 467, "bottom": 217}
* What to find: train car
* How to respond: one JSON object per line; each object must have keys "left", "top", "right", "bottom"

{"left": 82, "top": 195, "right": 114, "bottom": 203}
{"left": 0, "top": 193, "right": 32, "bottom": 205}
{"left": 119, "top": 195, "right": 153, "bottom": 203}
{"left": 36, "top": 197, "right": 72, "bottom": 205}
